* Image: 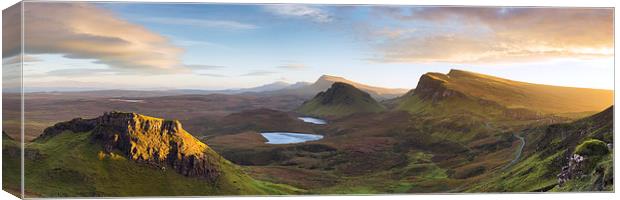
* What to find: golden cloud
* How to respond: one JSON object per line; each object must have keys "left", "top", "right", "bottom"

{"left": 372, "top": 7, "right": 613, "bottom": 63}
{"left": 14, "top": 3, "right": 185, "bottom": 71}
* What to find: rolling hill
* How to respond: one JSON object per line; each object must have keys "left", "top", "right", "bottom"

{"left": 4, "top": 112, "right": 301, "bottom": 197}
{"left": 397, "top": 69, "right": 613, "bottom": 119}
{"left": 296, "top": 82, "right": 386, "bottom": 117}
{"left": 269, "top": 75, "right": 408, "bottom": 100}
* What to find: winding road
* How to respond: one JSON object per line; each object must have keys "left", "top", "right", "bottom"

{"left": 503, "top": 133, "right": 525, "bottom": 170}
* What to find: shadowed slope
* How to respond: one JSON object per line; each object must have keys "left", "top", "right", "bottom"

{"left": 296, "top": 82, "right": 386, "bottom": 117}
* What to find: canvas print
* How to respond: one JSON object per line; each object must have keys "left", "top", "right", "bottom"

{"left": 1, "top": 1, "right": 614, "bottom": 198}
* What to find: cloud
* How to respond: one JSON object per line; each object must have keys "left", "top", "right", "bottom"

{"left": 10, "top": 3, "right": 186, "bottom": 71}
{"left": 2, "top": 3, "right": 22, "bottom": 58}
{"left": 2, "top": 55, "right": 41, "bottom": 65}
{"left": 241, "top": 70, "right": 276, "bottom": 76}
{"left": 199, "top": 73, "right": 228, "bottom": 77}
{"left": 138, "top": 17, "right": 258, "bottom": 30}
{"left": 186, "top": 64, "right": 227, "bottom": 70}
{"left": 264, "top": 4, "right": 332, "bottom": 23}
{"left": 369, "top": 7, "right": 613, "bottom": 63}
{"left": 278, "top": 63, "right": 307, "bottom": 70}
{"left": 46, "top": 68, "right": 116, "bottom": 77}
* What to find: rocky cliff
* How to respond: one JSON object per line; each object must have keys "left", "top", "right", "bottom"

{"left": 412, "top": 72, "right": 465, "bottom": 102}
{"left": 398, "top": 70, "right": 548, "bottom": 120}
{"left": 405, "top": 69, "right": 612, "bottom": 116}
{"left": 36, "top": 112, "right": 222, "bottom": 181}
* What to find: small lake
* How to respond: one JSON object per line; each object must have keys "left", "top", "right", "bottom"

{"left": 297, "top": 117, "right": 327, "bottom": 125}
{"left": 260, "top": 132, "right": 324, "bottom": 144}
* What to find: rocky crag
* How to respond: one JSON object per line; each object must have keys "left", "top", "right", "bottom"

{"left": 36, "top": 112, "right": 222, "bottom": 181}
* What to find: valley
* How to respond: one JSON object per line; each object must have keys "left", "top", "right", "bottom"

{"left": 2, "top": 69, "right": 614, "bottom": 197}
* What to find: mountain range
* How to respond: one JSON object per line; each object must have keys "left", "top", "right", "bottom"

{"left": 265, "top": 75, "right": 408, "bottom": 100}
{"left": 22, "top": 75, "right": 407, "bottom": 100}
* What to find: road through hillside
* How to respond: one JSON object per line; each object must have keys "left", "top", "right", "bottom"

{"left": 503, "top": 133, "right": 525, "bottom": 170}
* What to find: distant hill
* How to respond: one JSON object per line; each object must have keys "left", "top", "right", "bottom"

{"left": 22, "top": 75, "right": 406, "bottom": 100}
{"left": 296, "top": 82, "right": 386, "bottom": 117}
{"left": 268, "top": 75, "right": 408, "bottom": 100}
{"left": 397, "top": 69, "right": 613, "bottom": 119}
{"left": 233, "top": 81, "right": 310, "bottom": 93}
{"left": 6, "top": 112, "right": 301, "bottom": 197}
{"left": 243, "top": 81, "right": 292, "bottom": 92}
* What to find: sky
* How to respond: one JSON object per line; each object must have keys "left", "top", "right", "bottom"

{"left": 2, "top": 2, "right": 614, "bottom": 91}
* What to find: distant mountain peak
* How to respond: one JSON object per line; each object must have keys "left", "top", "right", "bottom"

{"left": 270, "top": 81, "right": 291, "bottom": 85}
{"left": 314, "top": 75, "right": 348, "bottom": 87}
{"left": 296, "top": 82, "right": 385, "bottom": 117}
{"left": 266, "top": 74, "right": 408, "bottom": 100}
{"left": 318, "top": 74, "right": 346, "bottom": 81}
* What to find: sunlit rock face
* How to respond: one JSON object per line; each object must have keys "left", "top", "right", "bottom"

{"left": 38, "top": 112, "right": 223, "bottom": 181}
{"left": 413, "top": 72, "right": 464, "bottom": 102}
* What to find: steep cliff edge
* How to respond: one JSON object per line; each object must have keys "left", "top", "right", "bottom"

{"left": 412, "top": 72, "right": 466, "bottom": 102}
{"left": 18, "top": 112, "right": 303, "bottom": 196}
{"left": 37, "top": 112, "right": 222, "bottom": 181}
{"left": 401, "top": 69, "right": 612, "bottom": 117}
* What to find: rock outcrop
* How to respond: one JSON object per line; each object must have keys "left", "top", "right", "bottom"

{"left": 35, "top": 112, "right": 222, "bottom": 181}
{"left": 36, "top": 118, "right": 97, "bottom": 141}
{"left": 412, "top": 72, "right": 464, "bottom": 102}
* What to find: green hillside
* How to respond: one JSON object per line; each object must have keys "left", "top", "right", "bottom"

{"left": 3, "top": 112, "right": 302, "bottom": 197}
{"left": 2, "top": 131, "right": 21, "bottom": 197}
{"left": 296, "top": 82, "right": 386, "bottom": 117}
{"left": 468, "top": 106, "right": 613, "bottom": 192}
{"left": 398, "top": 69, "right": 612, "bottom": 118}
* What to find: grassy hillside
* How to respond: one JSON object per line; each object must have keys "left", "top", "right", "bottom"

{"left": 3, "top": 112, "right": 303, "bottom": 197}
{"left": 2, "top": 131, "right": 22, "bottom": 198}
{"left": 206, "top": 107, "right": 525, "bottom": 194}
{"left": 467, "top": 106, "right": 613, "bottom": 192}
{"left": 408, "top": 69, "right": 612, "bottom": 116}
{"left": 296, "top": 82, "right": 386, "bottom": 117}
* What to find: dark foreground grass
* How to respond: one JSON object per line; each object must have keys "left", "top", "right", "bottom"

{"left": 2, "top": 134, "right": 22, "bottom": 198}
